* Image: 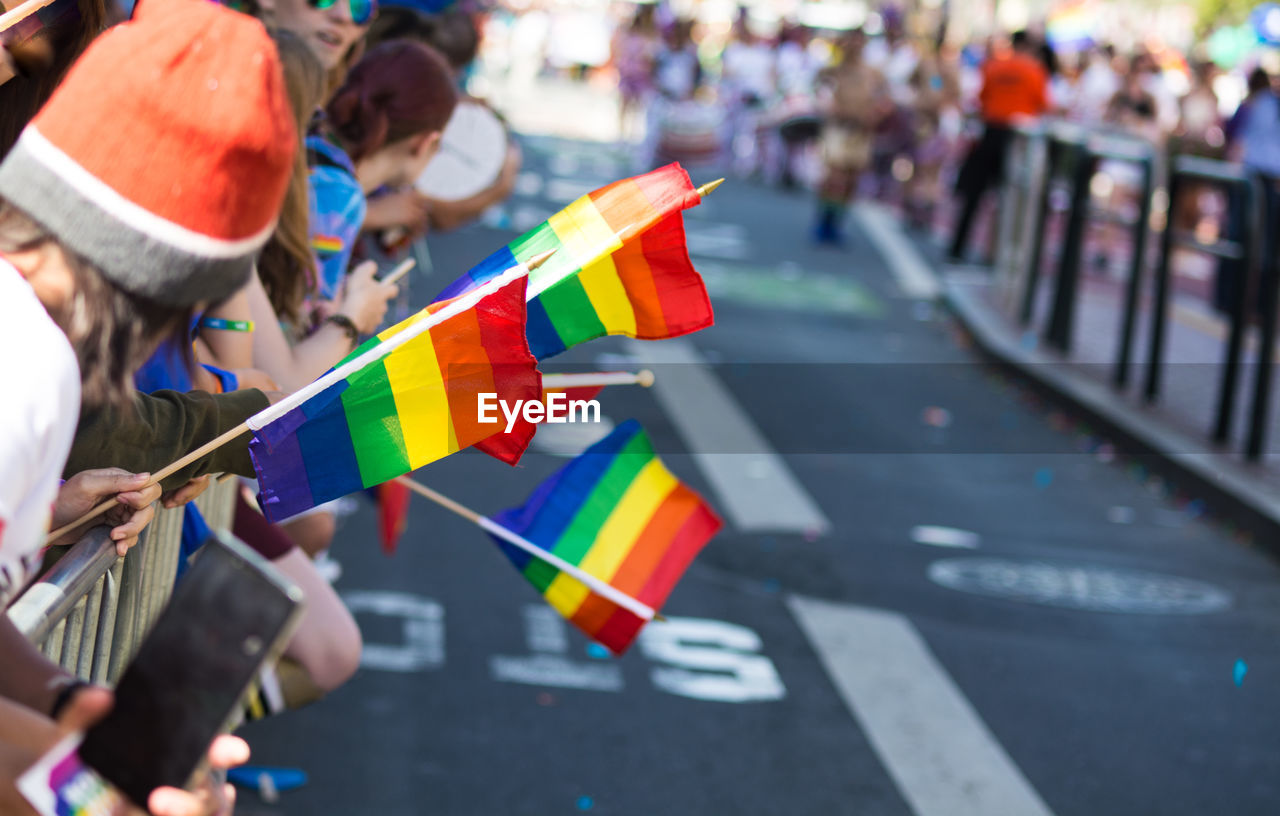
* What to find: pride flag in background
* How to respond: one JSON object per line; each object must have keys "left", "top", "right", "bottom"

{"left": 375, "top": 479, "right": 412, "bottom": 555}
{"left": 473, "top": 380, "right": 607, "bottom": 464}
{"left": 490, "top": 420, "right": 722, "bottom": 654}
{"left": 434, "top": 163, "right": 713, "bottom": 360}
{"left": 249, "top": 274, "right": 539, "bottom": 522}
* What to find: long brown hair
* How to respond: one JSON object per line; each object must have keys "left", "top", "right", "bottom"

{"left": 326, "top": 39, "right": 457, "bottom": 164}
{"left": 0, "top": 201, "right": 191, "bottom": 409}
{"left": 257, "top": 29, "right": 326, "bottom": 324}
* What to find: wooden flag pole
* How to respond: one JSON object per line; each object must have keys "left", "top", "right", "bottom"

{"left": 47, "top": 422, "right": 253, "bottom": 540}
{"left": 393, "top": 476, "right": 662, "bottom": 622}
{"left": 615, "top": 178, "right": 724, "bottom": 244}
{"left": 47, "top": 249, "right": 559, "bottom": 543}
{"left": 542, "top": 370, "right": 654, "bottom": 389}
{"left": 0, "top": 0, "right": 62, "bottom": 33}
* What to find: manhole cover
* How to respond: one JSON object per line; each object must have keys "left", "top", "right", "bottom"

{"left": 928, "top": 557, "right": 1232, "bottom": 614}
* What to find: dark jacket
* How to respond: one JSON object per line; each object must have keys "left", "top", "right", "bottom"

{"left": 65, "top": 388, "right": 269, "bottom": 491}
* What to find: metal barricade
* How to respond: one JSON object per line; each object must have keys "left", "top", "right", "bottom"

{"left": 999, "top": 124, "right": 1280, "bottom": 463}
{"left": 993, "top": 122, "right": 1048, "bottom": 315}
{"left": 1146, "top": 157, "right": 1266, "bottom": 455}
{"left": 1021, "top": 124, "right": 1158, "bottom": 361}
{"left": 6, "top": 476, "right": 238, "bottom": 685}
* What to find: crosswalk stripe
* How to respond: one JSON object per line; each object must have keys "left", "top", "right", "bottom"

{"left": 787, "top": 595, "right": 1056, "bottom": 816}
{"left": 623, "top": 338, "right": 830, "bottom": 534}
{"left": 852, "top": 203, "right": 941, "bottom": 300}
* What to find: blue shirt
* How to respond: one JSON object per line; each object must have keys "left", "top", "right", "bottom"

{"left": 307, "top": 134, "right": 367, "bottom": 300}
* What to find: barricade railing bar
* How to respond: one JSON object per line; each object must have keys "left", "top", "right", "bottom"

{"left": 995, "top": 118, "right": 1279, "bottom": 462}
{"left": 5, "top": 476, "right": 238, "bottom": 685}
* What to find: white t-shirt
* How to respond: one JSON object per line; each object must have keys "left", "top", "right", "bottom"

{"left": 0, "top": 259, "right": 80, "bottom": 608}
{"left": 722, "top": 42, "right": 776, "bottom": 101}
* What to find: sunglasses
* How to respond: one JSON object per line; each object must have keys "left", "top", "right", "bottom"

{"left": 307, "top": 0, "right": 376, "bottom": 27}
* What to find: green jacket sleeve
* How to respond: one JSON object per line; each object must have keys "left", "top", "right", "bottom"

{"left": 64, "top": 389, "right": 270, "bottom": 491}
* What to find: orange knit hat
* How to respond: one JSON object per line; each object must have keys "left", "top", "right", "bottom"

{"left": 0, "top": 0, "right": 296, "bottom": 307}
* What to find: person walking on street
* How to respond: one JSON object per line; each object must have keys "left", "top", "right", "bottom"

{"left": 947, "top": 30, "right": 1048, "bottom": 263}
{"left": 813, "top": 30, "right": 891, "bottom": 245}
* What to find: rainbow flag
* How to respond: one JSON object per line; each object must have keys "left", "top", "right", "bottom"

{"left": 249, "top": 273, "right": 539, "bottom": 522}
{"left": 490, "top": 420, "right": 722, "bottom": 654}
{"left": 434, "top": 163, "right": 712, "bottom": 360}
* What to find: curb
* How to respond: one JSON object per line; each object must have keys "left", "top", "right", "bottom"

{"left": 942, "top": 273, "right": 1280, "bottom": 553}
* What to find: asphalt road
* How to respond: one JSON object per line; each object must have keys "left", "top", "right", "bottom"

{"left": 238, "top": 135, "right": 1280, "bottom": 816}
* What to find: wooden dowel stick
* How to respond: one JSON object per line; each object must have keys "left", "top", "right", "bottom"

{"left": 613, "top": 180, "right": 721, "bottom": 244}
{"left": 381, "top": 258, "right": 416, "bottom": 285}
{"left": 46, "top": 422, "right": 251, "bottom": 541}
{"left": 0, "top": 0, "right": 61, "bottom": 33}
{"left": 393, "top": 476, "right": 658, "bottom": 621}
{"left": 542, "top": 370, "right": 654, "bottom": 390}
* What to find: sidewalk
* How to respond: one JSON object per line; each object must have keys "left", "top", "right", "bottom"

{"left": 939, "top": 245, "right": 1280, "bottom": 548}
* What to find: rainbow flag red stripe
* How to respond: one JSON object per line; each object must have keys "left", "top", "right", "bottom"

{"left": 250, "top": 274, "right": 539, "bottom": 522}
{"left": 491, "top": 420, "right": 722, "bottom": 654}
{"left": 435, "top": 163, "right": 711, "bottom": 360}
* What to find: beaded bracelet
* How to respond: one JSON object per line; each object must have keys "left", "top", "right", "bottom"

{"left": 199, "top": 317, "right": 255, "bottom": 332}
{"left": 324, "top": 314, "right": 361, "bottom": 348}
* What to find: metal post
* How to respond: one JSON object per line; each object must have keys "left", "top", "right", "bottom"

{"left": 76, "top": 575, "right": 105, "bottom": 680}
{"left": 1020, "top": 137, "right": 1059, "bottom": 325}
{"left": 93, "top": 562, "right": 123, "bottom": 685}
{"left": 1045, "top": 142, "right": 1095, "bottom": 352}
{"left": 1114, "top": 155, "right": 1155, "bottom": 389}
{"left": 1212, "top": 173, "right": 1260, "bottom": 444}
{"left": 59, "top": 595, "right": 87, "bottom": 674}
{"left": 1247, "top": 177, "right": 1280, "bottom": 460}
{"left": 92, "top": 563, "right": 121, "bottom": 685}
{"left": 107, "top": 533, "right": 146, "bottom": 681}
{"left": 1145, "top": 170, "right": 1181, "bottom": 402}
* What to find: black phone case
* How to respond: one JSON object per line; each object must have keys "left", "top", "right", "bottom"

{"left": 78, "top": 530, "right": 302, "bottom": 807}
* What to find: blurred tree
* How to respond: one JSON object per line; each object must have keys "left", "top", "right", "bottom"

{"left": 1195, "top": 0, "right": 1255, "bottom": 33}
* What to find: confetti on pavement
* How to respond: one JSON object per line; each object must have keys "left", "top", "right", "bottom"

{"left": 922, "top": 406, "right": 952, "bottom": 428}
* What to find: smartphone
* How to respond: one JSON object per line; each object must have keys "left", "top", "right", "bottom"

{"left": 77, "top": 529, "right": 304, "bottom": 808}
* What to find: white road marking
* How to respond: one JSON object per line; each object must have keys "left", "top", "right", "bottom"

{"left": 638, "top": 617, "right": 786, "bottom": 703}
{"left": 489, "top": 654, "right": 624, "bottom": 691}
{"left": 928, "top": 558, "right": 1232, "bottom": 614}
{"left": 623, "top": 338, "right": 830, "bottom": 534}
{"left": 852, "top": 203, "right": 941, "bottom": 299}
{"left": 343, "top": 591, "right": 445, "bottom": 673}
{"left": 787, "top": 595, "right": 1056, "bottom": 816}
{"left": 489, "top": 605, "right": 624, "bottom": 692}
{"left": 684, "top": 222, "right": 751, "bottom": 260}
{"left": 910, "top": 525, "right": 980, "bottom": 549}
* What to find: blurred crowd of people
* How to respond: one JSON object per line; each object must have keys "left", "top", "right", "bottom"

{"left": 6, "top": 0, "right": 1280, "bottom": 810}
{"left": 1, "top": 0, "right": 519, "bottom": 811}
{"left": 596, "top": 3, "right": 1280, "bottom": 256}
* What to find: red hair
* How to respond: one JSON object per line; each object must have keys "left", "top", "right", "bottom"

{"left": 326, "top": 40, "right": 458, "bottom": 163}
